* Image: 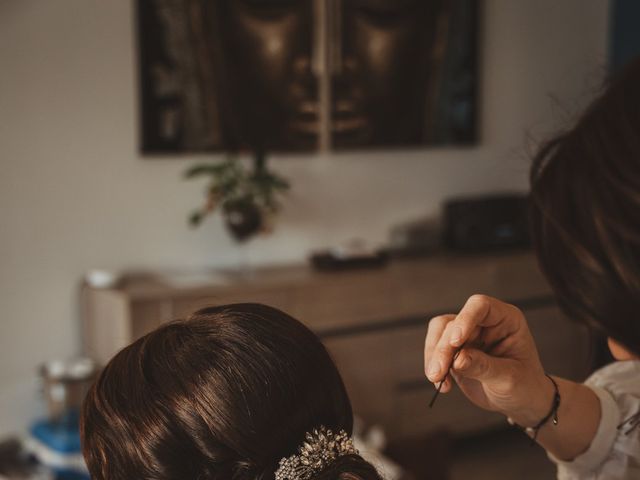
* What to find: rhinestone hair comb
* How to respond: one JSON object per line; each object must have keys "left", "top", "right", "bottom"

{"left": 274, "top": 426, "right": 358, "bottom": 480}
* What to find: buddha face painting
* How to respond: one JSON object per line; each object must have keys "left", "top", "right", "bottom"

{"left": 137, "top": 0, "right": 477, "bottom": 153}
{"left": 331, "top": 0, "right": 448, "bottom": 148}
{"left": 208, "top": 0, "right": 319, "bottom": 151}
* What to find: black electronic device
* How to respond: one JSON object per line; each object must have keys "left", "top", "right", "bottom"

{"left": 443, "top": 194, "right": 530, "bottom": 252}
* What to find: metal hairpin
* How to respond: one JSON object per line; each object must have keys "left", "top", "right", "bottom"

{"left": 429, "top": 339, "right": 495, "bottom": 408}
{"left": 429, "top": 343, "right": 466, "bottom": 408}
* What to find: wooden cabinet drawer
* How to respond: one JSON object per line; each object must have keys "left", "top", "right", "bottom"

{"left": 323, "top": 324, "right": 427, "bottom": 427}
{"left": 394, "top": 253, "right": 551, "bottom": 316}
{"left": 290, "top": 274, "right": 399, "bottom": 332}
{"left": 391, "top": 384, "right": 504, "bottom": 440}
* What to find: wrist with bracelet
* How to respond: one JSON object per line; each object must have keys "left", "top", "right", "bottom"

{"left": 507, "top": 374, "right": 561, "bottom": 444}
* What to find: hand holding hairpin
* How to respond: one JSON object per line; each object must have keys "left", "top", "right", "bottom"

{"left": 429, "top": 343, "right": 465, "bottom": 408}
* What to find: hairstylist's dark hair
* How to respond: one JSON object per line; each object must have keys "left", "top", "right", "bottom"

{"left": 80, "top": 303, "right": 382, "bottom": 480}
{"left": 530, "top": 57, "right": 640, "bottom": 354}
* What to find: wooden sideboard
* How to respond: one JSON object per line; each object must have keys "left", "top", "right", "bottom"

{"left": 81, "top": 251, "right": 592, "bottom": 440}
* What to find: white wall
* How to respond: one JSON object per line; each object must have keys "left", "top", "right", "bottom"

{"left": 0, "top": 1, "right": 610, "bottom": 436}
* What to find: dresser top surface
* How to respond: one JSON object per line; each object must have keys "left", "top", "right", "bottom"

{"left": 94, "top": 250, "right": 548, "bottom": 301}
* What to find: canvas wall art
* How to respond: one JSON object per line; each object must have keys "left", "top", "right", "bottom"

{"left": 137, "top": 0, "right": 478, "bottom": 153}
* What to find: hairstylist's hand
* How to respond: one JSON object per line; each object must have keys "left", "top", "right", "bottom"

{"left": 424, "top": 295, "right": 554, "bottom": 426}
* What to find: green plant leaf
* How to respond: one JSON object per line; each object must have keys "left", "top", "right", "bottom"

{"left": 184, "top": 164, "right": 227, "bottom": 179}
{"left": 184, "top": 154, "right": 290, "bottom": 230}
{"left": 189, "top": 210, "right": 204, "bottom": 227}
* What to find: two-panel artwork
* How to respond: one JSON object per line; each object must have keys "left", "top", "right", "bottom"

{"left": 137, "top": 0, "right": 478, "bottom": 153}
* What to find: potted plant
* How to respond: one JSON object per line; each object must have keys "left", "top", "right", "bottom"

{"left": 185, "top": 151, "right": 290, "bottom": 243}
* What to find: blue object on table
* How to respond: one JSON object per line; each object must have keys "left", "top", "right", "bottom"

{"left": 30, "top": 411, "right": 81, "bottom": 454}
{"left": 27, "top": 410, "right": 90, "bottom": 480}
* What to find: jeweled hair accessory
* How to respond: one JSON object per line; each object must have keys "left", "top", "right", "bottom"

{"left": 274, "top": 426, "right": 358, "bottom": 480}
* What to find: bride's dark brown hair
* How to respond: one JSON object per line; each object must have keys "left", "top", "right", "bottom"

{"left": 80, "top": 303, "right": 382, "bottom": 480}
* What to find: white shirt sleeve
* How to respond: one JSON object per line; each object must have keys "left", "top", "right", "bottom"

{"left": 550, "top": 360, "right": 640, "bottom": 480}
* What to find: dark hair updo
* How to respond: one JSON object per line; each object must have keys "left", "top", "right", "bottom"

{"left": 530, "top": 57, "right": 640, "bottom": 354}
{"left": 80, "top": 303, "right": 382, "bottom": 480}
